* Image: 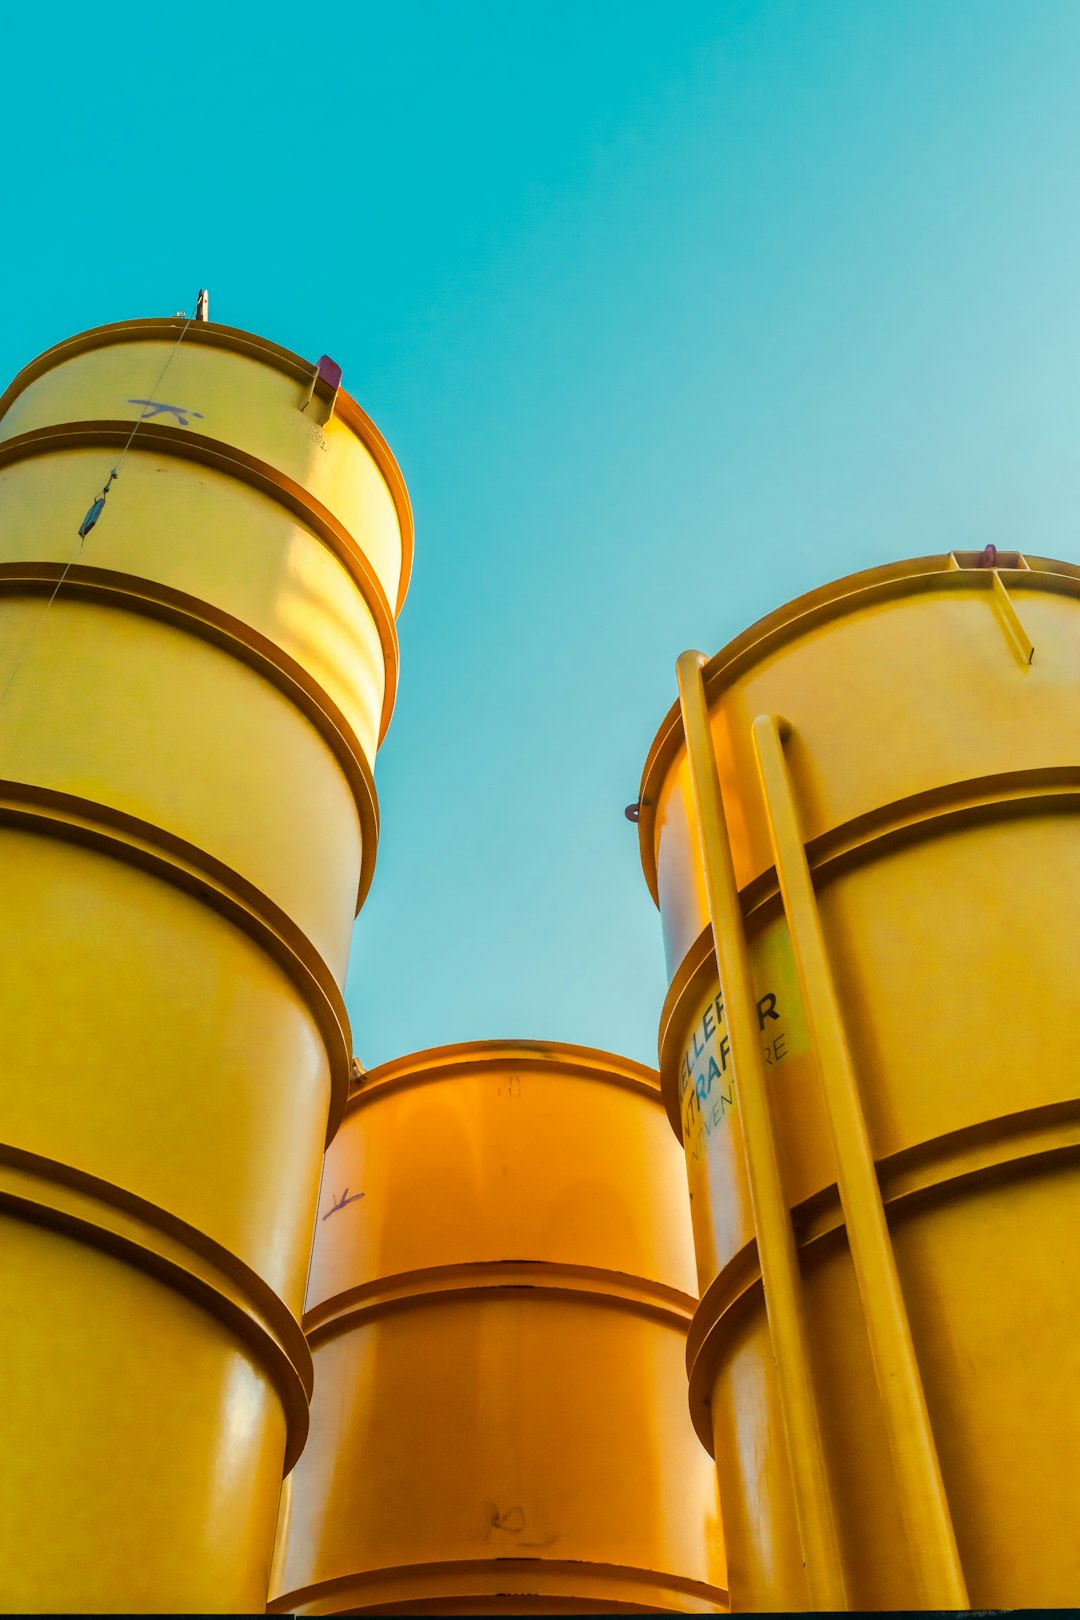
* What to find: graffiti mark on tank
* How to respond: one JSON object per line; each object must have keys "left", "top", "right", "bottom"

{"left": 127, "top": 398, "right": 205, "bottom": 426}
{"left": 322, "top": 1187, "right": 365, "bottom": 1220}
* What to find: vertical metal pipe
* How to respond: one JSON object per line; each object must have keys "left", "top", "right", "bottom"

{"left": 751, "top": 711, "right": 969, "bottom": 1610}
{"left": 675, "top": 651, "right": 847, "bottom": 1611}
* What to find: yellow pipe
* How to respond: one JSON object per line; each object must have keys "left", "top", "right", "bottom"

{"left": 675, "top": 651, "right": 847, "bottom": 1611}
{"left": 751, "top": 711, "right": 969, "bottom": 1609}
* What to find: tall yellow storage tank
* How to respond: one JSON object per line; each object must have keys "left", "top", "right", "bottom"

{"left": 0, "top": 317, "right": 412, "bottom": 1612}
{"left": 637, "top": 551, "right": 1080, "bottom": 1611}
{"left": 269, "top": 1040, "right": 728, "bottom": 1615}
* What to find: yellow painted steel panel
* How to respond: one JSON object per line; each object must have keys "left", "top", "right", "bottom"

{"left": 0, "top": 448, "right": 390, "bottom": 759}
{"left": 0, "top": 1216, "right": 288, "bottom": 1614}
{"left": 0, "top": 830, "right": 332, "bottom": 1307}
{"left": 277, "top": 1297, "right": 721, "bottom": 1615}
{"left": 887, "top": 1161, "right": 1080, "bottom": 1601}
{"left": 0, "top": 595, "right": 363, "bottom": 977}
{"left": 0, "top": 324, "right": 409, "bottom": 614}
{"left": 270, "top": 1043, "right": 728, "bottom": 1616}
{"left": 305, "top": 1045, "right": 700, "bottom": 1305}
{"left": 640, "top": 552, "right": 1080, "bottom": 1609}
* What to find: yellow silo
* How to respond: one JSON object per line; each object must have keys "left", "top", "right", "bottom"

{"left": 636, "top": 550, "right": 1080, "bottom": 1611}
{"left": 0, "top": 316, "right": 411, "bottom": 1611}
{"left": 269, "top": 1040, "right": 728, "bottom": 1615}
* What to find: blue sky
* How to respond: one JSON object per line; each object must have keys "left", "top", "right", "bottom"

{"left": 4, "top": 1, "right": 1080, "bottom": 1067}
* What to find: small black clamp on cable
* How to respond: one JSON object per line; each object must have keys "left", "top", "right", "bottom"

{"left": 78, "top": 468, "right": 120, "bottom": 539}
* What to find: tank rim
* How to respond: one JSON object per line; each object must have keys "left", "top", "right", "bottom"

{"left": 636, "top": 548, "right": 1080, "bottom": 904}
{"left": 0, "top": 316, "right": 415, "bottom": 617}
{"left": 354, "top": 1038, "right": 660, "bottom": 1104}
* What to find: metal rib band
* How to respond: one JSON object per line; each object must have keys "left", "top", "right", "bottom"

{"left": 0, "top": 318, "right": 415, "bottom": 615}
{"left": 657, "top": 766, "right": 1080, "bottom": 1138}
{"left": 637, "top": 552, "right": 1080, "bottom": 904}
{"left": 0, "top": 1140, "right": 313, "bottom": 1472}
{"left": 0, "top": 561, "right": 380, "bottom": 916}
{"left": 0, "top": 780, "right": 352, "bottom": 1143}
{"left": 355, "top": 1039, "right": 662, "bottom": 1108}
{"left": 0, "top": 421, "right": 400, "bottom": 744}
{"left": 304, "top": 1260, "right": 697, "bottom": 1344}
{"left": 271, "top": 1557, "right": 729, "bottom": 1615}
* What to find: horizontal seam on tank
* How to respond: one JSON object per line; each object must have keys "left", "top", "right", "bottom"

{"left": 656, "top": 766, "right": 1080, "bottom": 1134}
{"left": 0, "top": 1140, "right": 313, "bottom": 1472}
{"left": 303, "top": 1261, "right": 698, "bottom": 1340}
{"left": 0, "top": 779, "right": 351, "bottom": 1144}
{"left": 0, "top": 1138, "right": 314, "bottom": 1379}
{"left": 635, "top": 557, "right": 1080, "bottom": 902}
{"left": 0, "top": 560, "right": 380, "bottom": 917}
{"left": 0, "top": 320, "right": 415, "bottom": 615}
{"left": 270, "top": 1556, "right": 729, "bottom": 1612}
{"left": 683, "top": 1101, "right": 1080, "bottom": 1440}
{"left": 0, "top": 421, "right": 400, "bottom": 744}
{"left": 305, "top": 1289, "right": 695, "bottom": 1341}
{"left": 741, "top": 764, "right": 1080, "bottom": 927}
{"left": 353, "top": 1044, "right": 661, "bottom": 1105}
{"left": 691, "top": 1094, "right": 1080, "bottom": 1328}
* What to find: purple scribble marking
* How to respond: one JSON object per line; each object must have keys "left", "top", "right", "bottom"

{"left": 322, "top": 1187, "right": 364, "bottom": 1220}
{"left": 128, "top": 399, "right": 205, "bottom": 427}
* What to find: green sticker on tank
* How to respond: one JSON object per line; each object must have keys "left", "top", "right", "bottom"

{"left": 677, "top": 920, "right": 809, "bottom": 1152}
{"left": 677, "top": 920, "right": 811, "bottom": 1282}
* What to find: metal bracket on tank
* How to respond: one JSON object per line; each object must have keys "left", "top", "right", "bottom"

{"left": 300, "top": 355, "right": 343, "bottom": 426}
{"left": 948, "top": 550, "right": 1035, "bottom": 666}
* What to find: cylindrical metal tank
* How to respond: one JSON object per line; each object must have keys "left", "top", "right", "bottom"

{"left": 0, "top": 318, "right": 412, "bottom": 1612}
{"left": 637, "top": 551, "right": 1080, "bottom": 1611}
{"left": 268, "top": 1040, "right": 728, "bottom": 1615}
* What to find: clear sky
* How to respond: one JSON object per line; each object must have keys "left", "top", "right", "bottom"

{"left": 4, "top": 1, "right": 1080, "bottom": 1069}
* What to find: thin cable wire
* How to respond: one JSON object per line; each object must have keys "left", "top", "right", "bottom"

{"left": 0, "top": 295, "right": 201, "bottom": 713}
{"left": 106, "top": 298, "right": 199, "bottom": 481}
